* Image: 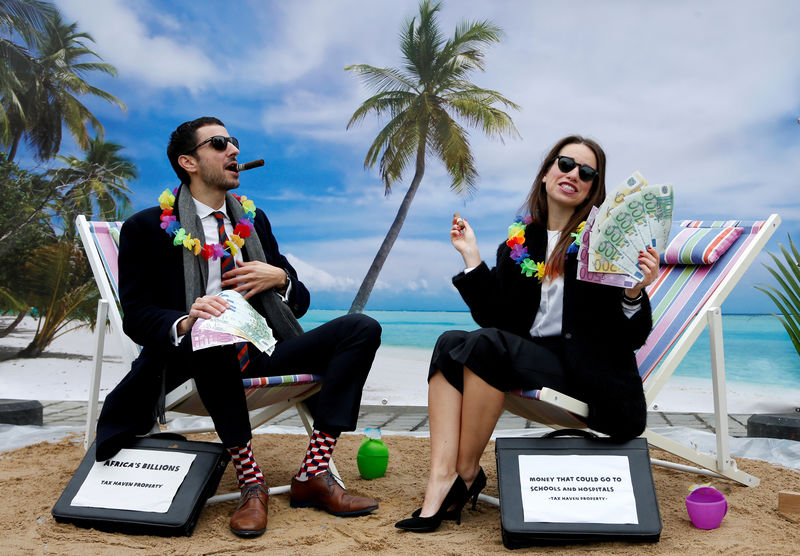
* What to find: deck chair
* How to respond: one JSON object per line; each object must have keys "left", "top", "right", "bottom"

{"left": 503, "top": 214, "right": 781, "bottom": 488}
{"left": 76, "top": 215, "right": 334, "bottom": 502}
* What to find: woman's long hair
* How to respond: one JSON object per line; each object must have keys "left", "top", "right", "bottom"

{"left": 521, "top": 135, "right": 607, "bottom": 278}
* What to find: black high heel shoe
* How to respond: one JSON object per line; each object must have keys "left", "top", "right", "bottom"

{"left": 409, "top": 467, "right": 487, "bottom": 521}
{"left": 395, "top": 476, "right": 468, "bottom": 532}
{"left": 464, "top": 467, "right": 487, "bottom": 510}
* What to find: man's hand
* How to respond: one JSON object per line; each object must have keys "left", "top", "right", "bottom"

{"left": 221, "top": 261, "right": 288, "bottom": 300}
{"left": 177, "top": 295, "right": 230, "bottom": 336}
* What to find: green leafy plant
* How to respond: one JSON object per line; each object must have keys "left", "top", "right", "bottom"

{"left": 16, "top": 240, "right": 97, "bottom": 358}
{"left": 755, "top": 234, "right": 800, "bottom": 357}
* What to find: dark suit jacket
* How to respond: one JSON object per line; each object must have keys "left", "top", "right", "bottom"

{"left": 453, "top": 222, "right": 652, "bottom": 439}
{"left": 95, "top": 194, "right": 309, "bottom": 460}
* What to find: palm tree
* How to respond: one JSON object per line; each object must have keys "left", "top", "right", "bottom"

{"left": 0, "top": 0, "right": 55, "bottom": 141}
{"left": 0, "top": 0, "right": 53, "bottom": 50}
{"left": 344, "top": 0, "right": 519, "bottom": 313}
{"left": 0, "top": 138, "right": 134, "bottom": 349}
{"left": 2, "top": 10, "right": 124, "bottom": 161}
{"left": 0, "top": 154, "right": 57, "bottom": 255}
{"left": 16, "top": 239, "right": 98, "bottom": 357}
{"left": 55, "top": 136, "right": 136, "bottom": 235}
{"left": 0, "top": 155, "right": 56, "bottom": 336}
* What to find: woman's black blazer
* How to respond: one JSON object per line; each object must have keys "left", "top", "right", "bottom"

{"left": 453, "top": 222, "right": 652, "bottom": 439}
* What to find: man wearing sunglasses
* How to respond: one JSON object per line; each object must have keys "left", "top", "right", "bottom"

{"left": 95, "top": 116, "right": 382, "bottom": 537}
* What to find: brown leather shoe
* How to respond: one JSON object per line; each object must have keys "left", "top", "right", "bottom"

{"left": 230, "top": 483, "right": 268, "bottom": 537}
{"left": 290, "top": 472, "right": 378, "bottom": 516}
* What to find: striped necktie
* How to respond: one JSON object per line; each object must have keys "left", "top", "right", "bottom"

{"left": 213, "top": 211, "right": 250, "bottom": 373}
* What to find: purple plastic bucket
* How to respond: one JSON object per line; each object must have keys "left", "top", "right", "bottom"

{"left": 685, "top": 487, "right": 728, "bottom": 529}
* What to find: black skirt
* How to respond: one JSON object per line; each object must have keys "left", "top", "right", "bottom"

{"left": 428, "top": 328, "right": 569, "bottom": 393}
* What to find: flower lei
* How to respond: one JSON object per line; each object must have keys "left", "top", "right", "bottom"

{"left": 506, "top": 216, "right": 585, "bottom": 280}
{"left": 158, "top": 188, "right": 256, "bottom": 261}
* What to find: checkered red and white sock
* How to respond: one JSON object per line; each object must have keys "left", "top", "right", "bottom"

{"left": 295, "top": 429, "right": 337, "bottom": 481}
{"left": 227, "top": 440, "right": 264, "bottom": 489}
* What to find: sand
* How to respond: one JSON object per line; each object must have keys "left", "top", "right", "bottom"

{"left": 2, "top": 432, "right": 799, "bottom": 555}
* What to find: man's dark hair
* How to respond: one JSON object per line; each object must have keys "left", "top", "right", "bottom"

{"left": 167, "top": 116, "right": 225, "bottom": 184}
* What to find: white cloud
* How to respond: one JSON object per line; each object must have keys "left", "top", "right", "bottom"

{"left": 261, "top": 88, "right": 371, "bottom": 144}
{"left": 285, "top": 254, "right": 356, "bottom": 292}
{"left": 48, "top": 0, "right": 800, "bottom": 312}
{"left": 282, "top": 236, "right": 463, "bottom": 296}
{"left": 240, "top": 0, "right": 411, "bottom": 87}
{"left": 56, "top": 0, "right": 220, "bottom": 91}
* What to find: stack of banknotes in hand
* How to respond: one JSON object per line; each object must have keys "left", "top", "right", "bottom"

{"left": 190, "top": 289, "right": 277, "bottom": 354}
{"left": 577, "top": 171, "right": 673, "bottom": 288}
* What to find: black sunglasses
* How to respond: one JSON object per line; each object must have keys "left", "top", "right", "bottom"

{"left": 185, "top": 135, "right": 239, "bottom": 154}
{"left": 555, "top": 155, "right": 598, "bottom": 182}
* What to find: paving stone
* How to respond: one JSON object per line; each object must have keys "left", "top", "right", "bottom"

{"left": 496, "top": 417, "right": 528, "bottom": 429}
{"left": 37, "top": 400, "right": 754, "bottom": 439}
{"left": 647, "top": 413, "right": 671, "bottom": 427}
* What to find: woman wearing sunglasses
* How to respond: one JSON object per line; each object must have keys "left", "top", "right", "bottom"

{"left": 395, "top": 135, "right": 659, "bottom": 533}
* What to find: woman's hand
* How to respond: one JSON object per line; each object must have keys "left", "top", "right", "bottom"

{"left": 451, "top": 213, "right": 481, "bottom": 268}
{"left": 625, "top": 246, "right": 660, "bottom": 298}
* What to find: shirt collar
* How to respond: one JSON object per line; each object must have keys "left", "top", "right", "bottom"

{"left": 192, "top": 196, "right": 228, "bottom": 221}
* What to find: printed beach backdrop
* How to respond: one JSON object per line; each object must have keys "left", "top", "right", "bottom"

{"left": 3, "top": 2, "right": 800, "bottom": 553}
{"left": 3, "top": 0, "right": 799, "bottom": 410}
{"left": 2, "top": 311, "right": 799, "bottom": 415}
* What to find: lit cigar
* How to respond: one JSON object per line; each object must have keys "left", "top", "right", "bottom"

{"left": 454, "top": 212, "right": 465, "bottom": 230}
{"left": 237, "top": 159, "right": 265, "bottom": 172}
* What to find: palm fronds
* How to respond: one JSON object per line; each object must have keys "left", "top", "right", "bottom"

{"left": 344, "top": 0, "right": 518, "bottom": 313}
{"left": 755, "top": 234, "right": 800, "bottom": 356}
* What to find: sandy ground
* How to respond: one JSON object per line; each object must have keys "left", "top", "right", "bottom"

{"left": 1, "top": 432, "right": 799, "bottom": 555}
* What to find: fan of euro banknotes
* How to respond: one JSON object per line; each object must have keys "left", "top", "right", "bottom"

{"left": 190, "top": 290, "right": 277, "bottom": 354}
{"left": 576, "top": 171, "right": 673, "bottom": 288}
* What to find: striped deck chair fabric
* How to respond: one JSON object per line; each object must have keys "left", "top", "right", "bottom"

{"left": 171, "top": 374, "right": 321, "bottom": 415}
{"left": 640, "top": 219, "right": 771, "bottom": 404}
{"left": 502, "top": 215, "right": 780, "bottom": 486}
{"left": 76, "top": 215, "right": 323, "bottom": 441}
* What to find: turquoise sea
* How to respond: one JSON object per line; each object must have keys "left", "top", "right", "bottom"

{"left": 299, "top": 311, "right": 800, "bottom": 389}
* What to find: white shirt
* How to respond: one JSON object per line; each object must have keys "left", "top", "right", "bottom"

{"left": 529, "top": 230, "right": 564, "bottom": 337}
{"left": 195, "top": 197, "right": 244, "bottom": 295}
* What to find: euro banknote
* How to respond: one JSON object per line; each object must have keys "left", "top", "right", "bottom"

{"left": 577, "top": 206, "right": 639, "bottom": 288}
{"left": 640, "top": 184, "right": 673, "bottom": 250}
{"left": 578, "top": 173, "right": 673, "bottom": 287}
{"left": 191, "top": 290, "right": 277, "bottom": 354}
{"left": 591, "top": 219, "right": 646, "bottom": 281}
{"left": 595, "top": 171, "right": 648, "bottom": 231}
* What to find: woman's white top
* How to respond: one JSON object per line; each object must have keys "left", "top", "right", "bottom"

{"left": 529, "top": 230, "right": 564, "bottom": 337}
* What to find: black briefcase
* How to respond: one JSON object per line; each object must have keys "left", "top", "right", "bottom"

{"left": 52, "top": 434, "right": 229, "bottom": 537}
{"left": 496, "top": 429, "right": 661, "bottom": 548}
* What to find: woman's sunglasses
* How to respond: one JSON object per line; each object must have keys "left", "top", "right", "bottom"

{"left": 186, "top": 135, "right": 239, "bottom": 154}
{"left": 555, "top": 155, "right": 598, "bottom": 182}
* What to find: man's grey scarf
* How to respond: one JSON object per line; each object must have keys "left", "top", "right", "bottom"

{"left": 176, "top": 184, "right": 303, "bottom": 342}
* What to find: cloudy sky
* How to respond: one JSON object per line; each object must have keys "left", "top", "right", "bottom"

{"left": 39, "top": 0, "right": 800, "bottom": 312}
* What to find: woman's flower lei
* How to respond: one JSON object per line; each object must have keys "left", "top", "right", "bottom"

{"left": 507, "top": 217, "right": 585, "bottom": 280}
{"left": 158, "top": 188, "right": 256, "bottom": 261}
